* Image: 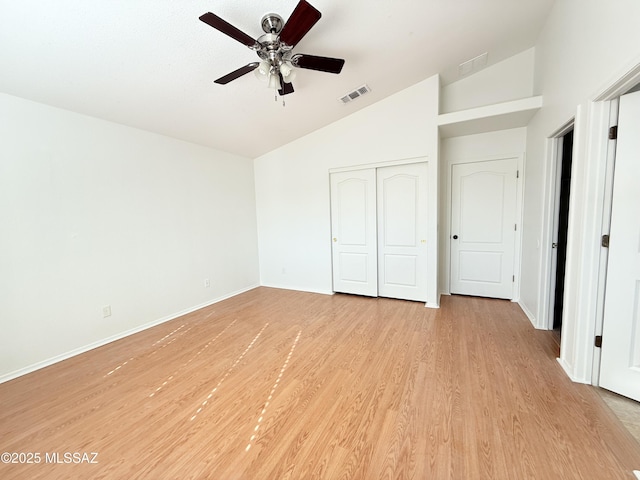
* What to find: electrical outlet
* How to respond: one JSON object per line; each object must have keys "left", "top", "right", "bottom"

{"left": 204, "top": 278, "right": 210, "bottom": 288}
{"left": 102, "top": 305, "right": 112, "bottom": 318}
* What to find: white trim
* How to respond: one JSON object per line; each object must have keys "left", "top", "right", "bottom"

{"left": 594, "top": 56, "right": 640, "bottom": 101}
{"left": 546, "top": 136, "right": 564, "bottom": 330}
{"left": 513, "top": 154, "right": 525, "bottom": 303}
{"left": 556, "top": 358, "right": 590, "bottom": 384}
{"left": 260, "top": 283, "right": 335, "bottom": 296}
{"left": 0, "top": 284, "right": 259, "bottom": 385}
{"left": 425, "top": 293, "right": 441, "bottom": 309}
{"left": 539, "top": 120, "right": 575, "bottom": 331}
{"left": 328, "top": 156, "right": 428, "bottom": 174}
{"left": 537, "top": 137, "right": 559, "bottom": 330}
{"left": 558, "top": 101, "right": 614, "bottom": 384}
{"left": 632, "top": 470, "right": 640, "bottom": 480}
{"left": 518, "top": 300, "right": 536, "bottom": 326}
{"left": 591, "top": 98, "right": 619, "bottom": 387}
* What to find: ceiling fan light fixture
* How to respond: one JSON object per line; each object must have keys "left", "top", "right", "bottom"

{"left": 280, "top": 62, "right": 296, "bottom": 83}
{"left": 267, "top": 73, "right": 281, "bottom": 90}
{"left": 282, "top": 70, "right": 296, "bottom": 84}
{"left": 279, "top": 61, "right": 293, "bottom": 77}
{"left": 254, "top": 60, "right": 271, "bottom": 82}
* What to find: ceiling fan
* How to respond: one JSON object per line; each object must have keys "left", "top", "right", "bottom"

{"left": 199, "top": 0, "right": 345, "bottom": 97}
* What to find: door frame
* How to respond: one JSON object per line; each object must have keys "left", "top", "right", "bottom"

{"left": 544, "top": 61, "right": 640, "bottom": 385}
{"left": 541, "top": 120, "right": 575, "bottom": 331}
{"left": 442, "top": 154, "right": 525, "bottom": 301}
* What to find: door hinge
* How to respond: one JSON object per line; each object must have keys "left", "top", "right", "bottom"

{"left": 516, "top": 170, "right": 520, "bottom": 179}
{"left": 514, "top": 224, "right": 517, "bottom": 231}
{"left": 609, "top": 126, "right": 618, "bottom": 140}
{"left": 512, "top": 275, "right": 515, "bottom": 282}
{"left": 595, "top": 335, "right": 603, "bottom": 348}
{"left": 601, "top": 234, "right": 610, "bottom": 248}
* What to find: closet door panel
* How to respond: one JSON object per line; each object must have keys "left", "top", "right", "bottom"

{"left": 377, "top": 163, "right": 428, "bottom": 302}
{"left": 330, "top": 169, "right": 378, "bottom": 296}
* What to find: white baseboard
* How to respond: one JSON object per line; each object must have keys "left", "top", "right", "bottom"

{"left": 0, "top": 284, "right": 259, "bottom": 385}
{"left": 556, "top": 357, "right": 590, "bottom": 385}
{"left": 425, "top": 293, "right": 441, "bottom": 309}
{"left": 259, "top": 283, "right": 335, "bottom": 296}
{"left": 517, "top": 300, "right": 539, "bottom": 328}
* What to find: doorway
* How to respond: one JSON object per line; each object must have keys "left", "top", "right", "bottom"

{"left": 551, "top": 129, "right": 574, "bottom": 335}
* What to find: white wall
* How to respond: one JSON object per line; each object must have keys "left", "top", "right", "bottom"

{"left": 521, "top": 0, "right": 640, "bottom": 381}
{"left": 254, "top": 75, "right": 440, "bottom": 305}
{"left": 0, "top": 93, "right": 259, "bottom": 381}
{"left": 440, "top": 48, "right": 535, "bottom": 113}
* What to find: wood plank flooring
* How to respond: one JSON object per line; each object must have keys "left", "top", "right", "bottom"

{"left": 1, "top": 287, "right": 639, "bottom": 479}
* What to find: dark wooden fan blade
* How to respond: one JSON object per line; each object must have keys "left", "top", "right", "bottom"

{"left": 278, "top": 74, "right": 295, "bottom": 96}
{"left": 291, "top": 54, "right": 345, "bottom": 74}
{"left": 279, "top": 0, "right": 322, "bottom": 47}
{"left": 200, "top": 12, "right": 258, "bottom": 48}
{"left": 214, "top": 63, "right": 259, "bottom": 85}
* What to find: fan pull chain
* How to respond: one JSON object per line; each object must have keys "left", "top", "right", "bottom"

{"left": 274, "top": 93, "right": 285, "bottom": 107}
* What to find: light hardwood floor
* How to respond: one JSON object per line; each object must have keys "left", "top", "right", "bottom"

{"left": 1, "top": 287, "right": 639, "bottom": 479}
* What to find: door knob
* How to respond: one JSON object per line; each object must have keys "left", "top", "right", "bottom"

{"left": 452, "top": 235, "right": 458, "bottom": 239}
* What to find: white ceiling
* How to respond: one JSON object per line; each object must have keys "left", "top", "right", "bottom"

{"left": 0, "top": 0, "right": 556, "bottom": 158}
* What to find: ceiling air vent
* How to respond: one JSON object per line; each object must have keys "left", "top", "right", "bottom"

{"left": 339, "top": 84, "right": 371, "bottom": 104}
{"left": 458, "top": 52, "right": 488, "bottom": 77}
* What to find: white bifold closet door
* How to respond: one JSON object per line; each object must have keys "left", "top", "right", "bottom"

{"left": 330, "top": 163, "right": 428, "bottom": 302}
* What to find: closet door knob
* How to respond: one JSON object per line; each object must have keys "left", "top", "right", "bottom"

{"left": 452, "top": 235, "right": 458, "bottom": 240}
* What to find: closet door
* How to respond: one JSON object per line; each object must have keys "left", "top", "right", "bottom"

{"left": 330, "top": 169, "right": 378, "bottom": 296}
{"left": 377, "top": 163, "right": 429, "bottom": 302}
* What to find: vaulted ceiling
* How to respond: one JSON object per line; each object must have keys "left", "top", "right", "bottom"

{"left": 0, "top": 0, "right": 556, "bottom": 158}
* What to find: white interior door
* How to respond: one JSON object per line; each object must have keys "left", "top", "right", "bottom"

{"left": 377, "top": 163, "right": 428, "bottom": 302}
{"left": 450, "top": 158, "right": 517, "bottom": 299}
{"left": 330, "top": 169, "right": 377, "bottom": 296}
{"left": 600, "top": 90, "right": 640, "bottom": 401}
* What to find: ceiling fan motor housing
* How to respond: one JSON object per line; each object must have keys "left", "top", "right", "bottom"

{"left": 256, "top": 33, "right": 292, "bottom": 64}
{"left": 261, "top": 14, "right": 284, "bottom": 34}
